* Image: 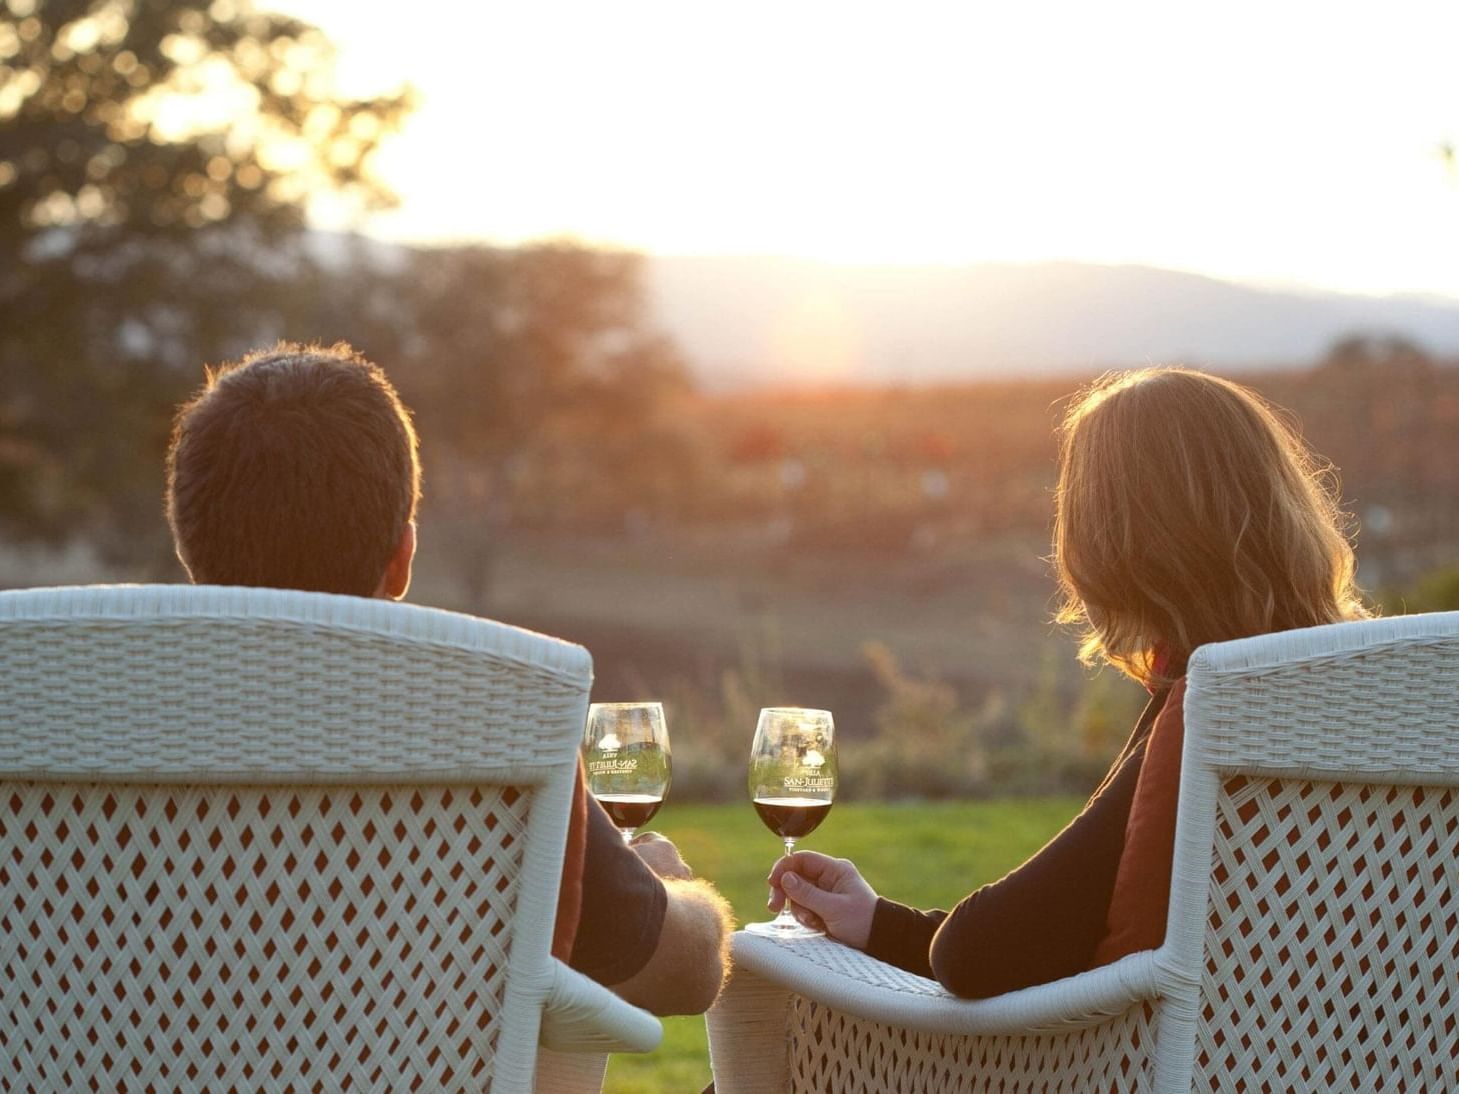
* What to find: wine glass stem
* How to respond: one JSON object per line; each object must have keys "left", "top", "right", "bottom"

{"left": 620, "top": 827, "right": 637, "bottom": 843}
{"left": 775, "top": 836, "right": 800, "bottom": 926}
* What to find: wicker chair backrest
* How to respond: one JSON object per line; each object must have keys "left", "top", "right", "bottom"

{"left": 0, "top": 585, "right": 592, "bottom": 1092}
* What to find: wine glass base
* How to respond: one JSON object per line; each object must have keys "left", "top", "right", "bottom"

{"left": 744, "top": 919, "right": 825, "bottom": 941}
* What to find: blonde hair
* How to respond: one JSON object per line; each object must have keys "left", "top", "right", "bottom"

{"left": 1054, "top": 367, "right": 1368, "bottom": 687}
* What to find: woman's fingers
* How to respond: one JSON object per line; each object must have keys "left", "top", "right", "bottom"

{"left": 765, "top": 852, "right": 876, "bottom": 947}
{"left": 779, "top": 870, "right": 838, "bottom": 919}
{"left": 791, "top": 905, "right": 826, "bottom": 932}
{"left": 767, "top": 850, "right": 833, "bottom": 889}
{"left": 764, "top": 855, "right": 878, "bottom": 949}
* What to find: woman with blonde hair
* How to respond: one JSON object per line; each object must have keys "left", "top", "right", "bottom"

{"left": 769, "top": 366, "right": 1370, "bottom": 997}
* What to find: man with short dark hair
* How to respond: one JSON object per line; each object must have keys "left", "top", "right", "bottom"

{"left": 166, "top": 343, "right": 731, "bottom": 1016}
{"left": 167, "top": 345, "right": 421, "bottom": 599}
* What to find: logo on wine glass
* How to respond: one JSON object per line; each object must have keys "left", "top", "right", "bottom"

{"left": 587, "top": 728, "right": 641, "bottom": 775}
{"left": 583, "top": 702, "right": 670, "bottom": 841}
{"left": 784, "top": 774, "right": 835, "bottom": 789}
{"left": 588, "top": 756, "right": 639, "bottom": 775}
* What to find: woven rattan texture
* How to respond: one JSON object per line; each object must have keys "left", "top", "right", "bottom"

{"left": 1195, "top": 774, "right": 1459, "bottom": 1091}
{"left": 0, "top": 782, "right": 531, "bottom": 1091}
{"left": 776, "top": 937, "right": 966, "bottom": 1000}
{"left": 784, "top": 999, "right": 1157, "bottom": 1093}
{"left": 0, "top": 618, "right": 583, "bottom": 779}
{"left": 1193, "top": 643, "right": 1459, "bottom": 778}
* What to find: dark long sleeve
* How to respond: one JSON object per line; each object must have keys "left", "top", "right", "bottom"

{"left": 864, "top": 690, "right": 1167, "bottom": 995}
{"left": 865, "top": 898, "right": 947, "bottom": 978}
{"left": 568, "top": 796, "right": 667, "bottom": 985}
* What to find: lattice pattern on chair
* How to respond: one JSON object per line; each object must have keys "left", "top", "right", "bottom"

{"left": 1196, "top": 775, "right": 1459, "bottom": 1091}
{"left": 785, "top": 999, "right": 1158, "bottom": 1094}
{"left": 0, "top": 782, "right": 531, "bottom": 1091}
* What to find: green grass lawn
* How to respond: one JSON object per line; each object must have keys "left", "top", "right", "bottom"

{"left": 601, "top": 796, "right": 1082, "bottom": 1093}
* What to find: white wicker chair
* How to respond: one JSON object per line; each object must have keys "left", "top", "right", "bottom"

{"left": 706, "top": 612, "right": 1459, "bottom": 1092}
{"left": 0, "top": 585, "right": 661, "bottom": 1092}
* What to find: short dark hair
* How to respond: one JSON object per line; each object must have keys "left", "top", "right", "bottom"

{"left": 166, "top": 342, "right": 421, "bottom": 597}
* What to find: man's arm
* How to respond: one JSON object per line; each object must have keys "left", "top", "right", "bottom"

{"left": 568, "top": 802, "right": 731, "bottom": 1015}
{"left": 606, "top": 875, "right": 733, "bottom": 1016}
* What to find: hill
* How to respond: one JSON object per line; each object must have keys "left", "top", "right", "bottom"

{"left": 646, "top": 256, "right": 1459, "bottom": 388}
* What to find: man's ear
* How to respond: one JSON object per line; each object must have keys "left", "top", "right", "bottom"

{"left": 377, "top": 520, "right": 416, "bottom": 601}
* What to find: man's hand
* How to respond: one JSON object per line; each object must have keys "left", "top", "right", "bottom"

{"left": 768, "top": 851, "right": 879, "bottom": 950}
{"left": 630, "top": 831, "right": 693, "bottom": 880}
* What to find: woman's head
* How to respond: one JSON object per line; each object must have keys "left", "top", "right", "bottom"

{"left": 1054, "top": 367, "right": 1368, "bottom": 686}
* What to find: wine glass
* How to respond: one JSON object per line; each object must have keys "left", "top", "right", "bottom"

{"left": 744, "top": 706, "right": 837, "bottom": 939}
{"left": 582, "top": 701, "right": 671, "bottom": 841}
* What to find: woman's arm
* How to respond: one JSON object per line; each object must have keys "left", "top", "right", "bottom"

{"left": 772, "top": 736, "right": 1145, "bottom": 990}
{"left": 774, "top": 691, "right": 1167, "bottom": 992}
{"left": 929, "top": 738, "right": 1147, "bottom": 998}
{"left": 865, "top": 898, "right": 947, "bottom": 978}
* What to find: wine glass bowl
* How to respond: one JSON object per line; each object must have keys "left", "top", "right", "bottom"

{"left": 746, "top": 706, "right": 836, "bottom": 940}
{"left": 583, "top": 702, "right": 671, "bottom": 841}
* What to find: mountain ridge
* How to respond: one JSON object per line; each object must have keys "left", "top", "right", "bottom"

{"left": 644, "top": 255, "right": 1459, "bottom": 388}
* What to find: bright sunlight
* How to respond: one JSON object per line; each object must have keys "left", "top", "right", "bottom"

{"left": 274, "top": 0, "right": 1459, "bottom": 297}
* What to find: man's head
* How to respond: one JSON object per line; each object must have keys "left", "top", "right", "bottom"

{"left": 166, "top": 342, "right": 421, "bottom": 599}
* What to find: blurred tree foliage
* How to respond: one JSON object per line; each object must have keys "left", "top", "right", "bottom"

{"left": 294, "top": 242, "right": 699, "bottom": 610}
{"left": 854, "top": 641, "right": 987, "bottom": 799}
{"left": 0, "top": 0, "right": 409, "bottom": 563}
{"left": 0, "top": 2, "right": 693, "bottom": 589}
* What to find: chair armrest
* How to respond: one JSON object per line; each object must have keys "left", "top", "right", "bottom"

{"left": 727, "top": 931, "right": 1162, "bottom": 1035}
{"left": 709, "top": 935, "right": 1170, "bottom": 1093}
{"left": 538, "top": 959, "right": 664, "bottom": 1053}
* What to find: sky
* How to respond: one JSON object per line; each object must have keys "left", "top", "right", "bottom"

{"left": 273, "top": 0, "right": 1459, "bottom": 298}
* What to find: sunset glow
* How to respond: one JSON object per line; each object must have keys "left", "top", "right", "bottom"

{"left": 273, "top": 0, "right": 1459, "bottom": 298}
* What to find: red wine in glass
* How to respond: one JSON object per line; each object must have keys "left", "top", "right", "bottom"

{"left": 753, "top": 797, "right": 832, "bottom": 839}
{"left": 598, "top": 793, "right": 664, "bottom": 832}
{"left": 583, "top": 702, "right": 671, "bottom": 840}
{"left": 745, "top": 707, "right": 837, "bottom": 940}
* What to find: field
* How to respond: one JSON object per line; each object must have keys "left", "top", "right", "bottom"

{"left": 600, "top": 797, "right": 1083, "bottom": 1093}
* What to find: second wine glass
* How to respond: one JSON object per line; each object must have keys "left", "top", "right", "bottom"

{"left": 582, "top": 701, "right": 671, "bottom": 841}
{"left": 745, "top": 706, "right": 837, "bottom": 940}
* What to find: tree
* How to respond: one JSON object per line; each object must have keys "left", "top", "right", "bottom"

{"left": 1319, "top": 333, "right": 1434, "bottom": 375}
{"left": 0, "top": 0, "right": 410, "bottom": 565}
{"left": 321, "top": 242, "right": 698, "bottom": 611}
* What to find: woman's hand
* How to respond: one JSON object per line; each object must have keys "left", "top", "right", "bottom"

{"left": 767, "top": 851, "right": 879, "bottom": 950}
